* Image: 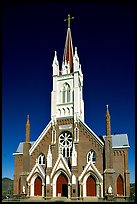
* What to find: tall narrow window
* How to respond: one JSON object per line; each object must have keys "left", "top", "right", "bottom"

{"left": 67, "top": 86, "right": 70, "bottom": 102}
{"left": 62, "top": 86, "right": 66, "bottom": 103}
{"left": 87, "top": 149, "right": 96, "bottom": 163}
{"left": 38, "top": 154, "right": 46, "bottom": 165}
{"left": 62, "top": 83, "right": 71, "bottom": 103}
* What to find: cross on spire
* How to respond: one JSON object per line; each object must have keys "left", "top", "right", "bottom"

{"left": 64, "top": 14, "right": 74, "bottom": 28}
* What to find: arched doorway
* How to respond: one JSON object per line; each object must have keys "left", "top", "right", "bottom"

{"left": 56, "top": 173, "right": 68, "bottom": 197}
{"left": 117, "top": 175, "right": 124, "bottom": 195}
{"left": 34, "top": 176, "right": 42, "bottom": 196}
{"left": 86, "top": 175, "right": 96, "bottom": 196}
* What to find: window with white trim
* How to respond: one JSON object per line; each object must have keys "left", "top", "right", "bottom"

{"left": 59, "top": 131, "right": 72, "bottom": 158}
{"left": 87, "top": 149, "right": 96, "bottom": 163}
{"left": 38, "top": 153, "right": 46, "bottom": 165}
{"left": 62, "top": 83, "right": 71, "bottom": 103}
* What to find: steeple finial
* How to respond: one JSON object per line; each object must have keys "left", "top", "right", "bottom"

{"left": 26, "top": 114, "right": 30, "bottom": 142}
{"left": 64, "top": 14, "right": 74, "bottom": 28}
{"left": 106, "top": 104, "right": 111, "bottom": 136}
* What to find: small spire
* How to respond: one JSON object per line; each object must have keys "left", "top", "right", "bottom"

{"left": 62, "top": 17, "right": 74, "bottom": 73}
{"left": 27, "top": 114, "right": 29, "bottom": 123}
{"left": 106, "top": 104, "right": 109, "bottom": 112}
{"left": 26, "top": 114, "right": 30, "bottom": 142}
{"left": 54, "top": 51, "right": 57, "bottom": 59}
{"left": 75, "top": 47, "right": 77, "bottom": 56}
{"left": 106, "top": 104, "right": 111, "bottom": 136}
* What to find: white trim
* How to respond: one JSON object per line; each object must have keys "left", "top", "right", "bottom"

{"left": 51, "top": 154, "right": 71, "bottom": 179}
{"left": 52, "top": 170, "right": 70, "bottom": 197}
{"left": 58, "top": 74, "right": 73, "bottom": 81}
{"left": 83, "top": 172, "right": 101, "bottom": 197}
{"left": 79, "top": 162, "right": 103, "bottom": 198}
{"left": 79, "top": 161, "right": 103, "bottom": 182}
{"left": 27, "top": 162, "right": 45, "bottom": 182}
{"left": 13, "top": 152, "right": 23, "bottom": 155}
{"left": 29, "top": 121, "right": 51, "bottom": 155}
{"left": 112, "top": 145, "right": 130, "bottom": 149}
{"left": 79, "top": 119, "right": 104, "bottom": 146}
{"left": 29, "top": 173, "right": 45, "bottom": 196}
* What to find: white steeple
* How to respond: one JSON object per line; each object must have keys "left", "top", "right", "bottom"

{"left": 51, "top": 14, "right": 84, "bottom": 123}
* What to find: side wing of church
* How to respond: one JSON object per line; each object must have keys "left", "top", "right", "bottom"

{"left": 13, "top": 15, "right": 130, "bottom": 201}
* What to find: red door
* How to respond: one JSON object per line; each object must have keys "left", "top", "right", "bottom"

{"left": 56, "top": 174, "right": 68, "bottom": 197}
{"left": 86, "top": 175, "right": 96, "bottom": 196}
{"left": 117, "top": 175, "right": 124, "bottom": 195}
{"left": 34, "top": 176, "right": 42, "bottom": 196}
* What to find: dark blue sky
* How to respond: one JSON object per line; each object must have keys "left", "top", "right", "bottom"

{"left": 2, "top": 2, "right": 135, "bottom": 183}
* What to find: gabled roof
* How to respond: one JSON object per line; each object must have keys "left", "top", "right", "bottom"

{"left": 29, "top": 121, "right": 51, "bottom": 155}
{"left": 13, "top": 141, "right": 35, "bottom": 155}
{"left": 102, "top": 134, "right": 130, "bottom": 148}
{"left": 111, "top": 134, "right": 130, "bottom": 148}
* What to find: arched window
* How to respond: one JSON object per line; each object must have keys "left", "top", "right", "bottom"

{"left": 59, "top": 131, "right": 72, "bottom": 158}
{"left": 87, "top": 149, "right": 96, "bottom": 163}
{"left": 67, "top": 86, "right": 70, "bottom": 102}
{"left": 38, "top": 154, "right": 46, "bottom": 165}
{"left": 62, "top": 86, "right": 66, "bottom": 103}
{"left": 62, "top": 83, "right": 71, "bottom": 103}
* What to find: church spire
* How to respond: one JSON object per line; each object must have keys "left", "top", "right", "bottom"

{"left": 26, "top": 114, "right": 30, "bottom": 142}
{"left": 62, "top": 14, "right": 74, "bottom": 74}
{"left": 106, "top": 104, "right": 111, "bottom": 136}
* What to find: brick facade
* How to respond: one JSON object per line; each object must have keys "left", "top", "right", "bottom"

{"left": 13, "top": 16, "right": 130, "bottom": 200}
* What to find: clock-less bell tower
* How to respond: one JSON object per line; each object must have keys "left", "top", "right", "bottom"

{"left": 51, "top": 15, "right": 84, "bottom": 124}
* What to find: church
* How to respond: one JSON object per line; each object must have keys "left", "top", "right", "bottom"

{"left": 13, "top": 14, "right": 130, "bottom": 201}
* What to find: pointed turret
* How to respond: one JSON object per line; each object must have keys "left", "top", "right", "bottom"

{"left": 73, "top": 47, "right": 80, "bottom": 72}
{"left": 72, "top": 143, "right": 77, "bottom": 166}
{"left": 106, "top": 104, "right": 111, "bottom": 136}
{"left": 26, "top": 114, "right": 30, "bottom": 142}
{"left": 62, "top": 14, "right": 74, "bottom": 74}
{"left": 47, "top": 145, "right": 52, "bottom": 168}
{"left": 52, "top": 51, "right": 59, "bottom": 76}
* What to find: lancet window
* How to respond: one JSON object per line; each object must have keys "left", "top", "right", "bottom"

{"left": 87, "top": 149, "right": 96, "bottom": 163}
{"left": 62, "top": 83, "right": 71, "bottom": 103}
{"left": 38, "top": 153, "right": 46, "bottom": 165}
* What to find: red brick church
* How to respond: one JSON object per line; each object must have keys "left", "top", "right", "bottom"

{"left": 13, "top": 14, "right": 130, "bottom": 201}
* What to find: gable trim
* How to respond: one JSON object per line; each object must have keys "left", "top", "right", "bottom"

{"left": 79, "top": 119, "right": 104, "bottom": 146}
{"left": 79, "top": 161, "right": 103, "bottom": 182}
{"left": 51, "top": 154, "right": 71, "bottom": 179}
{"left": 27, "top": 162, "right": 45, "bottom": 182}
{"left": 29, "top": 121, "right": 51, "bottom": 155}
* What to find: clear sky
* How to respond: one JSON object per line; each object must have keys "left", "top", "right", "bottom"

{"left": 2, "top": 2, "right": 135, "bottom": 183}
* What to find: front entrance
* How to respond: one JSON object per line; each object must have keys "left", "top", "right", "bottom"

{"left": 86, "top": 175, "right": 96, "bottom": 196}
{"left": 34, "top": 176, "right": 42, "bottom": 196}
{"left": 56, "top": 173, "right": 68, "bottom": 197}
